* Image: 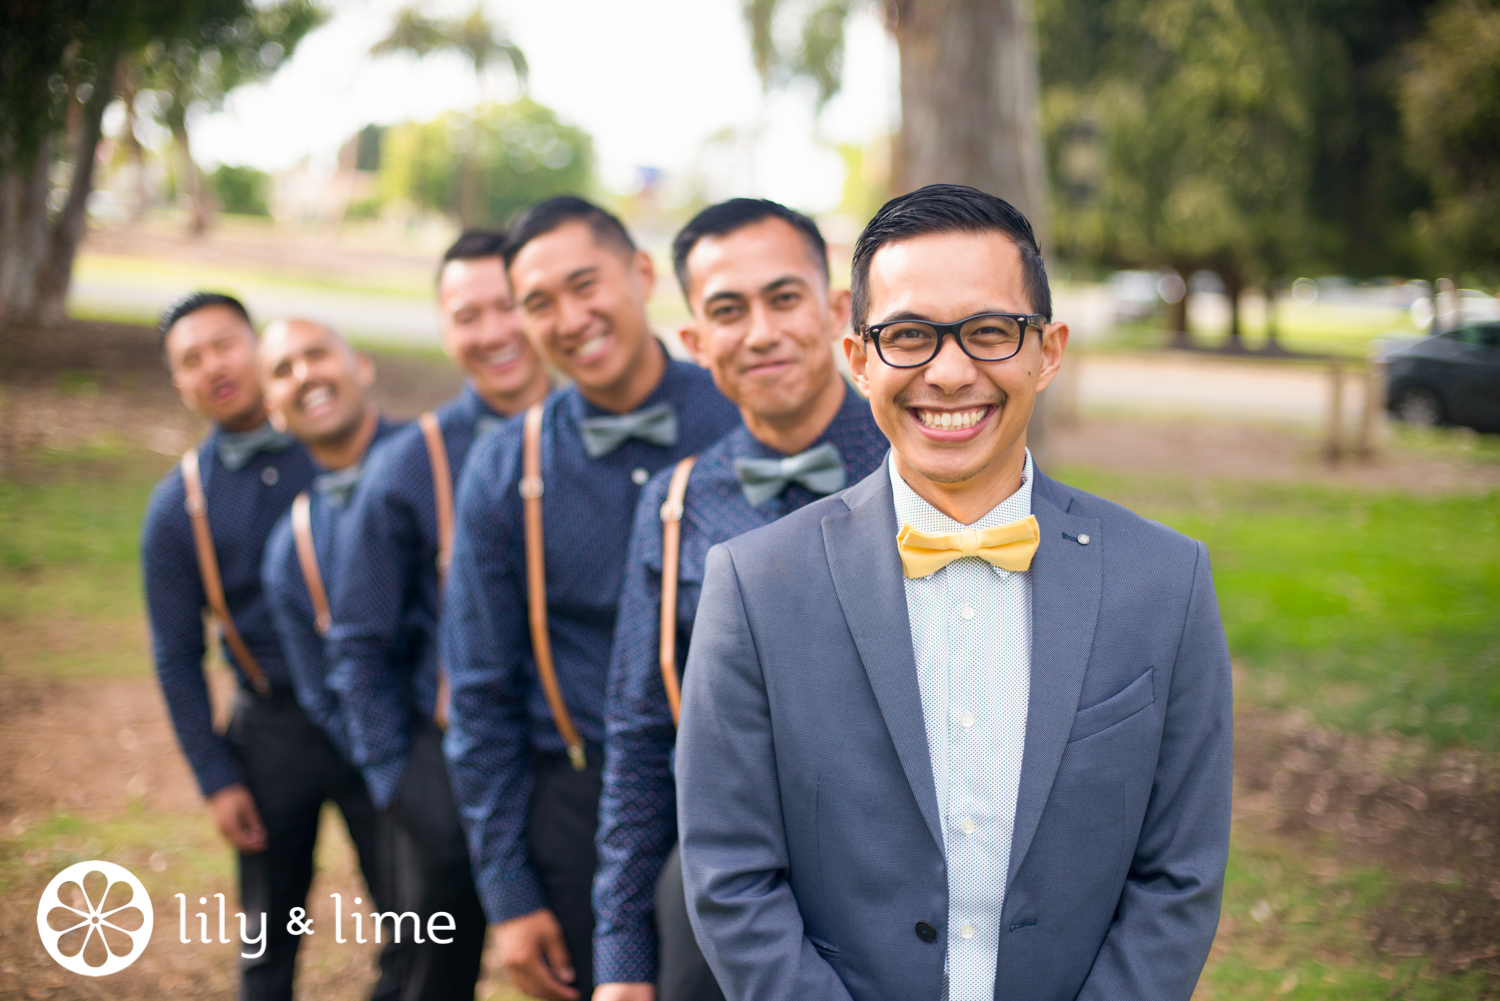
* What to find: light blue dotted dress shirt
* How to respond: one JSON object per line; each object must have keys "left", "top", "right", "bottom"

{"left": 889, "top": 449, "right": 1034, "bottom": 1001}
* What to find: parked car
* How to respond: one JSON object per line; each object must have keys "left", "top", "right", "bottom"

{"left": 1383, "top": 322, "right": 1500, "bottom": 432}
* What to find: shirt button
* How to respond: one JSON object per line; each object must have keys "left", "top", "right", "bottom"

{"left": 960, "top": 711, "right": 975, "bottom": 728}
{"left": 960, "top": 606, "right": 974, "bottom": 620}
{"left": 631, "top": 467, "right": 650, "bottom": 485}
{"left": 960, "top": 817, "right": 975, "bottom": 834}
{"left": 261, "top": 466, "right": 279, "bottom": 486}
{"left": 960, "top": 923, "right": 975, "bottom": 940}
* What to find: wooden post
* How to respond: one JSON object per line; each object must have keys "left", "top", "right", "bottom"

{"left": 1357, "top": 363, "right": 1384, "bottom": 459}
{"left": 1324, "top": 361, "right": 1345, "bottom": 463}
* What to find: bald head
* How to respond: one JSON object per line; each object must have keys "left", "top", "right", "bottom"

{"left": 259, "top": 318, "right": 376, "bottom": 453}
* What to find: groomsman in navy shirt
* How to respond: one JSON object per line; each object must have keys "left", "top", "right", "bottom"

{"left": 329, "top": 232, "right": 551, "bottom": 1000}
{"left": 592, "top": 199, "right": 886, "bottom": 1001}
{"left": 441, "top": 197, "right": 739, "bottom": 1001}
{"left": 255, "top": 318, "right": 405, "bottom": 998}
{"left": 141, "top": 292, "right": 320, "bottom": 1001}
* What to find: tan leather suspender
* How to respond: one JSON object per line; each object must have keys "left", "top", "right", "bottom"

{"left": 180, "top": 448, "right": 272, "bottom": 694}
{"left": 522, "top": 402, "right": 588, "bottom": 770}
{"left": 657, "top": 456, "right": 697, "bottom": 726}
{"left": 418, "top": 411, "right": 453, "bottom": 728}
{"left": 290, "top": 493, "right": 332, "bottom": 636}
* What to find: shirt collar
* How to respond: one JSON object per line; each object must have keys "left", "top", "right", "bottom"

{"left": 564, "top": 339, "right": 675, "bottom": 426}
{"left": 722, "top": 379, "right": 872, "bottom": 462}
{"left": 213, "top": 421, "right": 294, "bottom": 471}
{"left": 889, "top": 448, "right": 1035, "bottom": 574}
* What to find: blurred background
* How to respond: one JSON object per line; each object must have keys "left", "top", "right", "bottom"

{"left": 1, "top": 1, "right": 1497, "bottom": 998}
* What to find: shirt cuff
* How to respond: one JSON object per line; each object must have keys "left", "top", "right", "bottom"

{"left": 362, "top": 752, "right": 409, "bottom": 811}
{"left": 593, "top": 928, "right": 658, "bottom": 986}
{"left": 478, "top": 867, "right": 548, "bottom": 926}
{"left": 192, "top": 752, "right": 244, "bottom": 800}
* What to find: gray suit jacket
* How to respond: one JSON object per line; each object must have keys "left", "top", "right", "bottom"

{"left": 676, "top": 465, "right": 1232, "bottom": 1001}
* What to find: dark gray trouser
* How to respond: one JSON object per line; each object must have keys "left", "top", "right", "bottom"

{"left": 655, "top": 843, "right": 727, "bottom": 1001}
{"left": 528, "top": 749, "right": 605, "bottom": 1000}
{"left": 228, "top": 688, "right": 403, "bottom": 1001}
{"left": 387, "top": 717, "right": 488, "bottom": 1001}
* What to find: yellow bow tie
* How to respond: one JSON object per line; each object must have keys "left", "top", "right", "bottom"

{"left": 896, "top": 515, "right": 1041, "bottom": 578}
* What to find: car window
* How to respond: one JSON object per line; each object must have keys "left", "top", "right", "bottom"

{"left": 1450, "top": 325, "right": 1500, "bottom": 348}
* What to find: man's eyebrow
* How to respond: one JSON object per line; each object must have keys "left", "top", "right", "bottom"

{"left": 759, "top": 275, "right": 807, "bottom": 296}
{"left": 565, "top": 266, "right": 600, "bottom": 284}
{"left": 702, "top": 289, "right": 748, "bottom": 308}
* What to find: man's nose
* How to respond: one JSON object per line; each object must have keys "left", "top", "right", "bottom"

{"left": 744, "top": 301, "right": 780, "bottom": 349}
{"left": 557, "top": 294, "right": 591, "bottom": 336}
{"left": 922, "top": 333, "right": 979, "bottom": 394}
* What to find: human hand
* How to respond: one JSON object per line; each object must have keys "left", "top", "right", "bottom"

{"left": 207, "top": 783, "right": 267, "bottom": 853}
{"left": 593, "top": 984, "right": 655, "bottom": 1001}
{"left": 498, "top": 908, "right": 580, "bottom": 1000}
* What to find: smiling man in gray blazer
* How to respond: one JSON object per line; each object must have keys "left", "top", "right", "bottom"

{"left": 675, "top": 184, "right": 1232, "bottom": 1001}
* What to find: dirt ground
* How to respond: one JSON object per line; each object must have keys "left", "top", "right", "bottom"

{"left": 2, "top": 318, "right": 1497, "bottom": 996}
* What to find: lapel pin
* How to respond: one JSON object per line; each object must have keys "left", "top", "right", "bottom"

{"left": 1077, "top": 534, "right": 1091, "bottom": 545}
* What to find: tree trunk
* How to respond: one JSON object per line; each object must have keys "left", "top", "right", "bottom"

{"left": 1222, "top": 268, "right": 1245, "bottom": 352}
{"left": 1168, "top": 265, "right": 1192, "bottom": 349}
{"left": 32, "top": 66, "right": 115, "bottom": 325}
{"left": 1261, "top": 282, "right": 1285, "bottom": 354}
{"left": 171, "top": 115, "right": 212, "bottom": 237}
{"left": 0, "top": 136, "right": 55, "bottom": 325}
{"left": 117, "top": 63, "right": 150, "bottom": 223}
{"left": 891, "top": 0, "right": 1052, "bottom": 453}
{"left": 893, "top": 0, "right": 1050, "bottom": 238}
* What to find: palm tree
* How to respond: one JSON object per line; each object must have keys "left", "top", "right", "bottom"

{"left": 371, "top": 5, "right": 527, "bottom": 100}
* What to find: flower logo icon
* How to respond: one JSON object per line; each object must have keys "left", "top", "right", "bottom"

{"left": 37, "top": 860, "right": 153, "bottom": 976}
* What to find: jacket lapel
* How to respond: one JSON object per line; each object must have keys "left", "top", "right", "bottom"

{"left": 1007, "top": 471, "right": 1103, "bottom": 888}
{"left": 822, "top": 467, "right": 944, "bottom": 850}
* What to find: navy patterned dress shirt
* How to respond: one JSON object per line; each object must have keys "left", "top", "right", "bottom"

{"left": 141, "top": 425, "right": 316, "bottom": 797}
{"left": 592, "top": 387, "right": 887, "bottom": 984}
{"left": 261, "top": 416, "right": 401, "bottom": 764}
{"left": 326, "top": 385, "right": 507, "bottom": 809}
{"left": 441, "top": 351, "right": 740, "bottom": 926}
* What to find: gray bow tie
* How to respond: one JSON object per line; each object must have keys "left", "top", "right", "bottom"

{"left": 578, "top": 402, "right": 679, "bottom": 458}
{"left": 216, "top": 422, "right": 294, "bottom": 471}
{"left": 733, "top": 441, "right": 847, "bottom": 507}
{"left": 475, "top": 414, "right": 506, "bottom": 439}
{"left": 313, "top": 464, "right": 365, "bottom": 509}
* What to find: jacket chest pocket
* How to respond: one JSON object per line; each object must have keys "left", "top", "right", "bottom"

{"left": 1067, "top": 666, "right": 1155, "bottom": 743}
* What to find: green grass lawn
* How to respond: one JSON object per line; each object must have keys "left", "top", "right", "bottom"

{"left": 1055, "top": 467, "right": 1500, "bottom": 750}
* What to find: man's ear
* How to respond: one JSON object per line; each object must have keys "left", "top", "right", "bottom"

{"left": 355, "top": 352, "right": 376, "bottom": 391}
{"left": 631, "top": 249, "right": 656, "bottom": 302}
{"left": 1033, "top": 321, "right": 1070, "bottom": 394}
{"left": 678, "top": 323, "right": 709, "bottom": 368}
{"left": 844, "top": 333, "right": 872, "bottom": 398}
{"left": 171, "top": 371, "right": 201, "bottom": 414}
{"left": 826, "top": 287, "right": 852, "bottom": 341}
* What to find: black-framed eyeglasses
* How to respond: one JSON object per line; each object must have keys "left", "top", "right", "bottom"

{"left": 861, "top": 311, "right": 1047, "bottom": 368}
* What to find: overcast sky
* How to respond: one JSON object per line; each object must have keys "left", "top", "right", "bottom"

{"left": 188, "top": 0, "right": 900, "bottom": 212}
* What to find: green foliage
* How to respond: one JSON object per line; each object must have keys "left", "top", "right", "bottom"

{"left": 378, "top": 99, "right": 595, "bottom": 228}
{"left": 1042, "top": 0, "right": 1317, "bottom": 287}
{"left": 135, "top": 0, "right": 328, "bottom": 134}
{"left": 370, "top": 4, "right": 526, "bottom": 91}
{"left": 210, "top": 163, "right": 270, "bottom": 215}
{"left": 1057, "top": 466, "right": 1500, "bottom": 749}
{"left": 743, "top": 0, "right": 854, "bottom": 108}
{"left": 1400, "top": 0, "right": 1500, "bottom": 277}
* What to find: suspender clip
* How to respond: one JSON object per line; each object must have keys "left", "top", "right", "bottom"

{"left": 567, "top": 744, "right": 587, "bottom": 771}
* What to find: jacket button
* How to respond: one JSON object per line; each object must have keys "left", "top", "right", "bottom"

{"left": 914, "top": 921, "right": 936, "bottom": 943}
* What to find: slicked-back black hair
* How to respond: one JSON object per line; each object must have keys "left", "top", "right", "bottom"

{"left": 157, "top": 291, "right": 253, "bottom": 349}
{"left": 443, "top": 229, "right": 508, "bottom": 265}
{"left": 850, "top": 184, "right": 1051, "bottom": 328}
{"left": 502, "top": 195, "right": 635, "bottom": 269}
{"left": 671, "top": 198, "right": 829, "bottom": 304}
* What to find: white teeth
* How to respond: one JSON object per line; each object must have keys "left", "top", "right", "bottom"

{"left": 917, "top": 408, "right": 986, "bottom": 430}
{"left": 574, "top": 335, "right": 608, "bottom": 358}
{"left": 303, "top": 388, "right": 332, "bottom": 410}
{"left": 483, "top": 347, "right": 519, "bottom": 366}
